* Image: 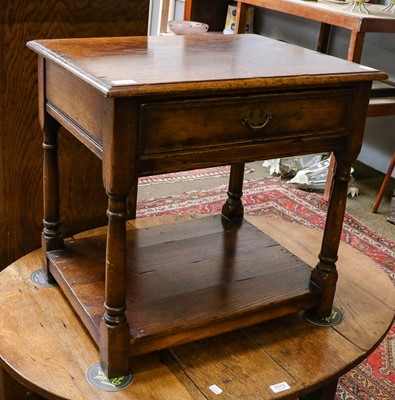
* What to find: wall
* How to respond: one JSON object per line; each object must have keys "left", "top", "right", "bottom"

{"left": 149, "top": 0, "right": 185, "bottom": 34}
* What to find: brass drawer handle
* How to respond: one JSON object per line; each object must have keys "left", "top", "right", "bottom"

{"left": 240, "top": 109, "right": 273, "bottom": 130}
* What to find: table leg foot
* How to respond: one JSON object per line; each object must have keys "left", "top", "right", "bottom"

{"left": 99, "top": 318, "right": 131, "bottom": 379}
{"left": 310, "top": 261, "right": 338, "bottom": 319}
{"left": 29, "top": 269, "right": 58, "bottom": 288}
{"left": 304, "top": 306, "right": 343, "bottom": 327}
{"left": 86, "top": 362, "right": 134, "bottom": 391}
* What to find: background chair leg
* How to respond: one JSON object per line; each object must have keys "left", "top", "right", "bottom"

{"left": 372, "top": 152, "right": 395, "bottom": 213}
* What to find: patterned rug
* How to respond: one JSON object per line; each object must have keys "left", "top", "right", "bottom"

{"left": 136, "top": 176, "right": 395, "bottom": 400}
{"left": 138, "top": 165, "right": 253, "bottom": 186}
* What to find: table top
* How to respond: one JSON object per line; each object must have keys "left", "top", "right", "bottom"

{"left": 238, "top": 0, "right": 395, "bottom": 31}
{"left": 27, "top": 34, "right": 385, "bottom": 97}
{"left": 1, "top": 215, "right": 394, "bottom": 399}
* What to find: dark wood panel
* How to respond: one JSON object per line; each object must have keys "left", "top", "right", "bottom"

{"left": 184, "top": 0, "right": 229, "bottom": 31}
{"left": 0, "top": 1, "right": 149, "bottom": 270}
{"left": 139, "top": 90, "right": 351, "bottom": 155}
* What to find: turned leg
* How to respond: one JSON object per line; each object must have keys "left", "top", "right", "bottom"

{"left": 372, "top": 152, "right": 395, "bottom": 213}
{"left": 100, "top": 191, "right": 131, "bottom": 379}
{"left": 41, "top": 115, "right": 64, "bottom": 283}
{"left": 99, "top": 99, "right": 137, "bottom": 378}
{"left": 310, "top": 155, "right": 352, "bottom": 318}
{"left": 222, "top": 163, "right": 245, "bottom": 220}
{"left": 127, "top": 182, "right": 138, "bottom": 220}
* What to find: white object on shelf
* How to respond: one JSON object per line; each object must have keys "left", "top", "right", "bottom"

{"left": 287, "top": 158, "right": 331, "bottom": 190}
{"left": 223, "top": 4, "right": 254, "bottom": 34}
{"left": 168, "top": 20, "right": 209, "bottom": 35}
{"left": 286, "top": 156, "right": 359, "bottom": 196}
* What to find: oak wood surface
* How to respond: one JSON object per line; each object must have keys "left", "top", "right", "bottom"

{"left": 28, "top": 34, "right": 385, "bottom": 96}
{"left": 0, "top": 216, "right": 393, "bottom": 400}
{"left": 27, "top": 33, "right": 386, "bottom": 377}
{"left": 46, "top": 215, "right": 320, "bottom": 355}
{"left": 0, "top": 0, "right": 149, "bottom": 271}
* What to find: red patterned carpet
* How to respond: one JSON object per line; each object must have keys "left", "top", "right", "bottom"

{"left": 136, "top": 176, "right": 395, "bottom": 400}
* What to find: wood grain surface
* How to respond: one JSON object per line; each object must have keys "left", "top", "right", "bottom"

{"left": 0, "top": 215, "right": 393, "bottom": 399}
{"left": 27, "top": 32, "right": 386, "bottom": 377}
{"left": 46, "top": 215, "right": 320, "bottom": 356}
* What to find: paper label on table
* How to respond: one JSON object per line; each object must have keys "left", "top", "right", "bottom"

{"left": 269, "top": 382, "right": 291, "bottom": 393}
{"left": 209, "top": 384, "right": 223, "bottom": 394}
{"left": 111, "top": 79, "right": 138, "bottom": 85}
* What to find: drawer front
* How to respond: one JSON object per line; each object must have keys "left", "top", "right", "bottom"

{"left": 138, "top": 90, "right": 352, "bottom": 156}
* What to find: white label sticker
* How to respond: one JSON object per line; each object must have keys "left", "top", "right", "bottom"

{"left": 269, "top": 382, "right": 291, "bottom": 393}
{"left": 209, "top": 384, "right": 223, "bottom": 394}
{"left": 111, "top": 79, "right": 138, "bottom": 85}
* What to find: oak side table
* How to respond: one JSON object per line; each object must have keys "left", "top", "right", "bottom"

{"left": 27, "top": 34, "right": 385, "bottom": 378}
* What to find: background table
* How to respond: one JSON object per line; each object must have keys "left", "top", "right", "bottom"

{"left": 235, "top": 0, "right": 395, "bottom": 62}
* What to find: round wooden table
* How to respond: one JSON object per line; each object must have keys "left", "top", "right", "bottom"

{"left": 1, "top": 216, "right": 394, "bottom": 400}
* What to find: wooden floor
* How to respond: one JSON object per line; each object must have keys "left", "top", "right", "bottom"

{"left": 0, "top": 215, "right": 394, "bottom": 399}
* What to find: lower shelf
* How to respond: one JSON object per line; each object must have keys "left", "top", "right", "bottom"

{"left": 48, "top": 214, "right": 321, "bottom": 355}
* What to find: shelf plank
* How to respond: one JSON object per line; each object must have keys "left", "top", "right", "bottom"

{"left": 1, "top": 216, "right": 393, "bottom": 399}
{"left": 48, "top": 215, "right": 321, "bottom": 355}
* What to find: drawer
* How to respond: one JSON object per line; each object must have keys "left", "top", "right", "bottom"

{"left": 138, "top": 90, "right": 353, "bottom": 156}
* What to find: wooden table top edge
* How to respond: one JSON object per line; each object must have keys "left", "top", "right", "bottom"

{"left": 26, "top": 34, "right": 387, "bottom": 98}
